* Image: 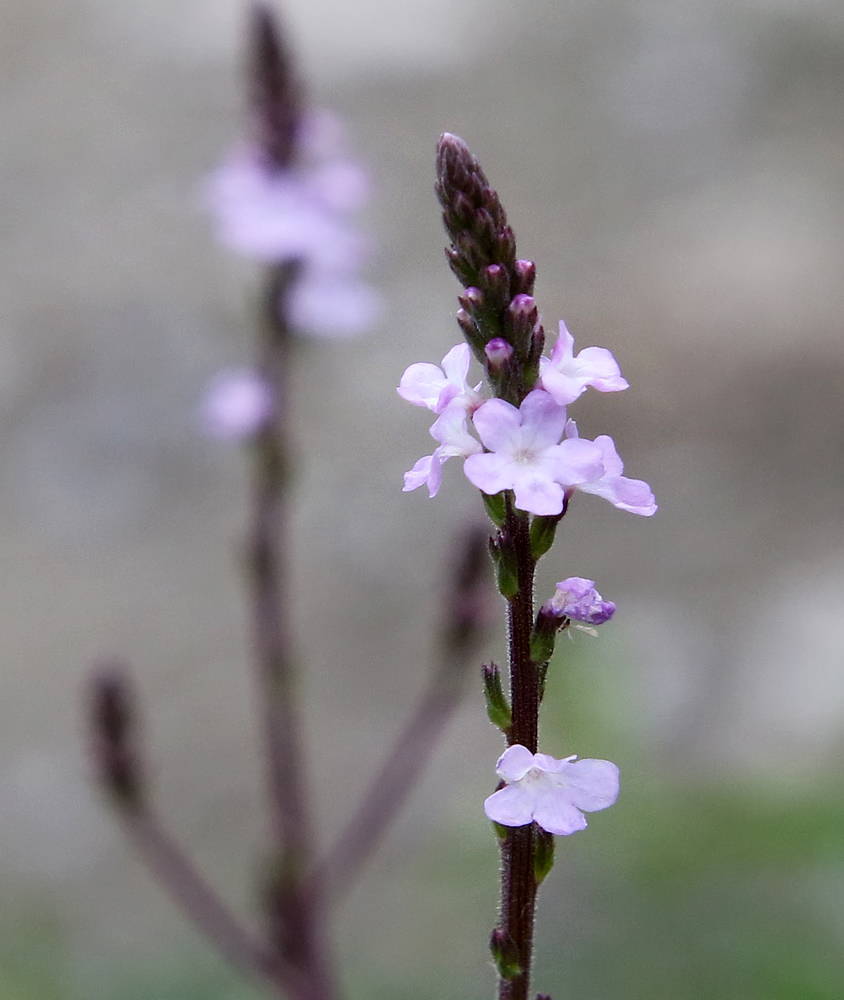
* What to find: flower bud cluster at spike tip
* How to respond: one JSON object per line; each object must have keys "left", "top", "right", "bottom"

{"left": 204, "top": 6, "right": 383, "bottom": 339}
{"left": 435, "top": 133, "right": 540, "bottom": 399}
{"left": 249, "top": 3, "right": 302, "bottom": 170}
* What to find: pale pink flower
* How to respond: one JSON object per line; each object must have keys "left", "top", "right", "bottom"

{"left": 288, "top": 270, "right": 383, "bottom": 339}
{"left": 484, "top": 744, "right": 619, "bottom": 836}
{"left": 539, "top": 321, "right": 628, "bottom": 406}
{"left": 463, "top": 390, "right": 603, "bottom": 516}
{"left": 397, "top": 344, "right": 483, "bottom": 414}
{"left": 201, "top": 369, "right": 274, "bottom": 440}
{"left": 565, "top": 423, "right": 657, "bottom": 516}
{"left": 403, "top": 405, "right": 483, "bottom": 497}
{"left": 205, "top": 146, "right": 369, "bottom": 268}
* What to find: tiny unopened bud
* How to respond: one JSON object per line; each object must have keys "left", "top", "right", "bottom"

{"left": 480, "top": 263, "right": 510, "bottom": 308}
{"left": 89, "top": 662, "right": 143, "bottom": 808}
{"left": 458, "top": 286, "right": 485, "bottom": 315}
{"left": 513, "top": 259, "right": 537, "bottom": 295}
{"left": 490, "top": 927, "right": 522, "bottom": 981}
{"left": 484, "top": 338, "right": 514, "bottom": 372}
{"left": 489, "top": 528, "right": 519, "bottom": 599}
{"left": 482, "top": 662, "right": 512, "bottom": 731}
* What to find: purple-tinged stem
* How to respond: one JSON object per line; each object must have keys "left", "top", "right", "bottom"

{"left": 122, "top": 807, "right": 298, "bottom": 994}
{"left": 248, "top": 262, "right": 337, "bottom": 1000}
{"left": 498, "top": 498, "right": 540, "bottom": 1000}
{"left": 316, "top": 525, "right": 490, "bottom": 902}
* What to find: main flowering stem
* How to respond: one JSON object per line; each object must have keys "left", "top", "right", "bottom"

{"left": 498, "top": 499, "right": 540, "bottom": 1000}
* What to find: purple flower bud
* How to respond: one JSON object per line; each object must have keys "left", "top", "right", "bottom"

{"left": 485, "top": 338, "right": 514, "bottom": 370}
{"left": 513, "top": 259, "right": 536, "bottom": 294}
{"left": 543, "top": 577, "right": 616, "bottom": 626}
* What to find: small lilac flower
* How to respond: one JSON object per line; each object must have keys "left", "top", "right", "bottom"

{"left": 397, "top": 344, "right": 483, "bottom": 414}
{"left": 565, "top": 423, "right": 657, "bottom": 516}
{"left": 463, "top": 390, "right": 604, "bottom": 516}
{"left": 403, "top": 405, "right": 483, "bottom": 497}
{"left": 204, "top": 146, "right": 369, "bottom": 268}
{"left": 539, "top": 321, "right": 628, "bottom": 406}
{"left": 484, "top": 744, "right": 619, "bottom": 836}
{"left": 201, "top": 369, "right": 274, "bottom": 440}
{"left": 484, "top": 338, "right": 514, "bottom": 370}
{"left": 544, "top": 577, "right": 616, "bottom": 626}
{"left": 288, "top": 269, "right": 383, "bottom": 338}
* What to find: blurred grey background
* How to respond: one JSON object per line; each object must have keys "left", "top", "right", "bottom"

{"left": 2, "top": 0, "right": 844, "bottom": 997}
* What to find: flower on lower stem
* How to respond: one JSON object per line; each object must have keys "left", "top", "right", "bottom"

{"left": 484, "top": 744, "right": 619, "bottom": 836}
{"left": 463, "top": 389, "right": 604, "bottom": 516}
{"left": 544, "top": 577, "right": 616, "bottom": 626}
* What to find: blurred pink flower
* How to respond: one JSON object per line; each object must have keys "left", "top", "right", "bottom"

{"left": 201, "top": 369, "right": 274, "bottom": 440}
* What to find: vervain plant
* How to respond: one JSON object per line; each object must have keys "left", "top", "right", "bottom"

{"left": 88, "top": 6, "right": 655, "bottom": 1000}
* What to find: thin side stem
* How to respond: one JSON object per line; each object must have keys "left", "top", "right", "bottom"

{"left": 120, "top": 806, "right": 298, "bottom": 995}
{"left": 248, "top": 264, "right": 337, "bottom": 1000}
{"left": 316, "top": 663, "right": 465, "bottom": 903}
{"left": 498, "top": 499, "right": 540, "bottom": 1000}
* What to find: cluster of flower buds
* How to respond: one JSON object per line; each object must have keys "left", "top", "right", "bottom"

{"left": 399, "top": 134, "right": 655, "bottom": 521}
{"left": 204, "top": 6, "right": 381, "bottom": 339}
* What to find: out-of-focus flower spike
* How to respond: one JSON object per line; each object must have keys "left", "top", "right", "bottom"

{"left": 440, "top": 525, "right": 493, "bottom": 662}
{"left": 248, "top": 3, "right": 302, "bottom": 170}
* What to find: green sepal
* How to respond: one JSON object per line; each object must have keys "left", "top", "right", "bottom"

{"left": 533, "top": 826, "right": 555, "bottom": 885}
{"left": 492, "top": 820, "right": 509, "bottom": 842}
{"left": 529, "top": 513, "right": 562, "bottom": 559}
{"left": 529, "top": 629, "right": 556, "bottom": 665}
{"left": 489, "top": 928, "right": 522, "bottom": 981}
{"left": 482, "top": 491, "right": 507, "bottom": 527}
{"left": 482, "top": 663, "right": 512, "bottom": 732}
{"left": 495, "top": 558, "right": 519, "bottom": 599}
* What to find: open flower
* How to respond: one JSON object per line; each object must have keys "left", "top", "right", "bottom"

{"left": 397, "top": 343, "right": 483, "bottom": 414}
{"left": 565, "top": 423, "right": 657, "bottom": 516}
{"left": 539, "top": 321, "right": 629, "bottom": 406}
{"left": 484, "top": 744, "right": 619, "bottom": 836}
{"left": 201, "top": 369, "right": 274, "bottom": 440}
{"left": 544, "top": 577, "right": 616, "bottom": 626}
{"left": 403, "top": 404, "right": 483, "bottom": 497}
{"left": 463, "top": 390, "right": 604, "bottom": 516}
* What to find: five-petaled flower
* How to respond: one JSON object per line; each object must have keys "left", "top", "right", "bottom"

{"left": 484, "top": 744, "right": 619, "bottom": 836}
{"left": 539, "top": 321, "right": 628, "bottom": 406}
{"left": 463, "top": 390, "right": 604, "bottom": 516}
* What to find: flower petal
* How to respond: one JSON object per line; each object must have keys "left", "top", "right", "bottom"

{"left": 561, "top": 758, "right": 620, "bottom": 813}
{"left": 495, "top": 744, "right": 537, "bottom": 782}
{"left": 484, "top": 786, "right": 534, "bottom": 828}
